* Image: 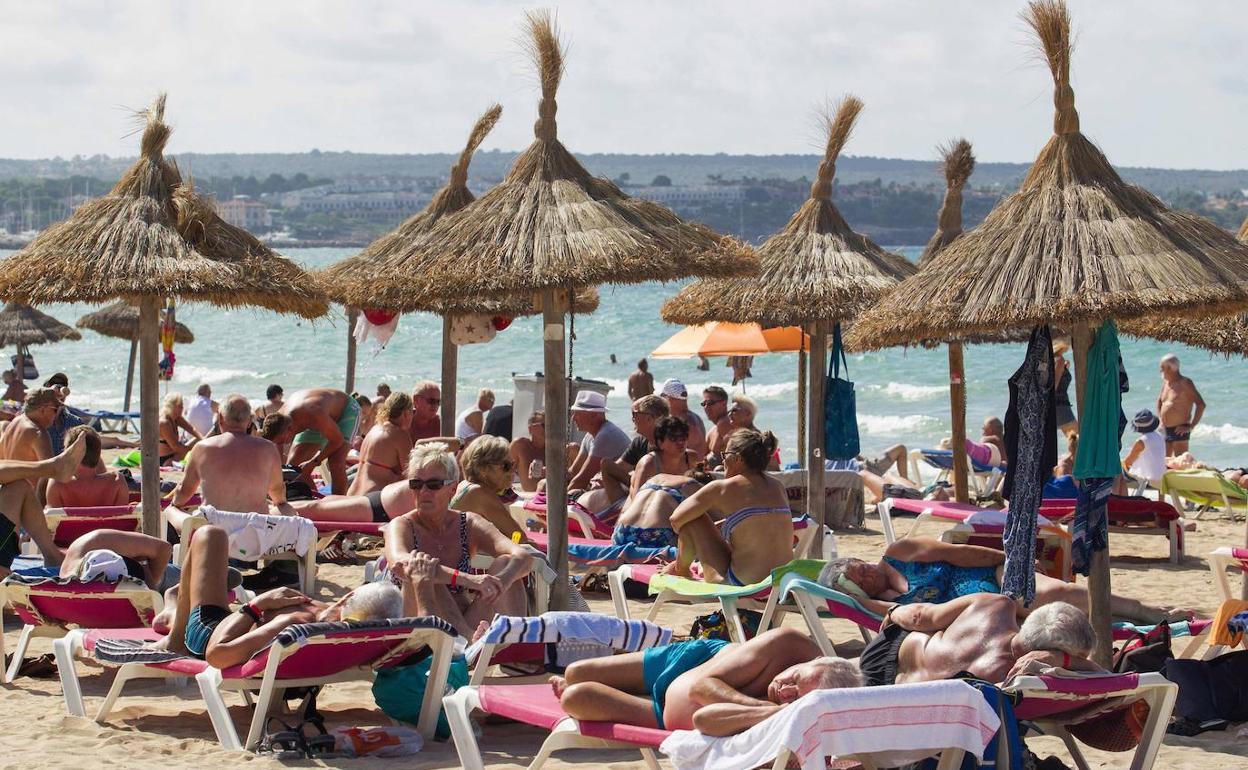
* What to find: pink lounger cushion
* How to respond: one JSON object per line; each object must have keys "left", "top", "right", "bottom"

{"left": 884, "top": 499, "right": 981, "bottom": 520}
{"left": 309, "top": 520, "right": 385, "bottom": 536}
{"left": 1231, "top": 547, "right": 1248, "bottom": 562}
{"left": 7, "top": 580, "right": 155, "bottom": 629}
{"left": 478, "top": 685, "right": 671, "bottom": 747}
{"left": 83, "top": 627, "right": 164, "bottom": 650}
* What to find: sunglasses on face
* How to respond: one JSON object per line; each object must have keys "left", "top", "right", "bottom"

{"left": 408, "top": 478, "right": 453, "bottom": 491}
{"left": 700, "top": 399, "right": 725, "bottom": 408}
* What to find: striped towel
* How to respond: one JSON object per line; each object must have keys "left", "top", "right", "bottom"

{"left": 93, "top": 638, "right": 184, "bottom": 665}
{"left": 466, "top": 612, "right": 671, "bottom": 667}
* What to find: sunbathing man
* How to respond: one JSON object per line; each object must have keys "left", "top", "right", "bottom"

{"left": 157, "top": 392, "right": 203, "bottom": 465}
{"left": 702, "top": 385, "right": 732, "bottom": 458}
{"left": 59, "top": 529, "right": 174, "bottom": 592}
{"left": 554, "top": 627, "right": 862, "bottom": 735}
{"left": 0, "top": 387, "right": 57, "bottom": 466}
{"left": 281, "top": 388, "right": 363, "bottom": 495}
{"left": 599, "top": 395, "right": 668, "bottom": 501}
{"left": 510, "top": 411, "right": 549, "bottom": 493}
{"left": 663, "top": 429, "right": 793, "bottom": 586}
{"left": 170, "top": 395, "right": 288, "bottom": 526}
{"left": 348, "top": 391, "right": 414, "bottom": 496}
{"left": 46, "top": 425, "right": 130, "bottom": 508}
{"left": 612, "top": 472, "right": 704, "bottom": 548}
{"left": 822, "top": 536, "right": 1185, "bottom": 624}
{"left": 383, "top": 443, "right": 532, "bottom": 636}
{"left": 0, "top": 433, "right": 87, "bottom": 576}
{"left": 154, "top": 522, "right": 404, "bottom": 667}
{"left": 862, "top": 597, "right": 1099, "bottom": 686}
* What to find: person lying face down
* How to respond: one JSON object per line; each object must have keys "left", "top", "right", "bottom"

{"left": 552, "top": 627, "right": 863, "bottom": 736}
{"left": 821, "top": 537, "right": 1189, "bottom": 625}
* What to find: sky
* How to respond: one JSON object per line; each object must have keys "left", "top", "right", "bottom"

{"left": 2, "top": 0, "right": 1245, "bottom": 169}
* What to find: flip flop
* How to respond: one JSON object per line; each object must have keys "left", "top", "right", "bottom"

{"left": 13, "top": 653, "right": 58, "bottom": 679}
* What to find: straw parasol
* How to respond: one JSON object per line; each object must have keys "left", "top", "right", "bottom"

{"left": 77, "top": 301, "right": 194, "bottom": 411}
{"left": 661, "top": 97, "right": 915, "bottom": 542}
{"left": 317, "top": 105, "right": 597, "bottom": 423}
{"left": 0, "top": 94, "right": 327, "bottom": 536}
{"left": 398, "top": 11, "right": 757, "bottom": 607}
{"left": 849, "top": 0, "right": 1248, "bottom": 663}
{"left": 0, "top": 303, "right": 81, "bottom": 386}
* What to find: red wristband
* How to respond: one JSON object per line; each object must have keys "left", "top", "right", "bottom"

{"left": 450, "top": 569, "right": 459, "bottom": 589}
{"left": 1062, "top": 652, "right": 1071, "bottom": 668}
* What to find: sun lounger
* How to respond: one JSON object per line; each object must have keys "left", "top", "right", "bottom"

{"left": 444, "top": 612, "right": 673, "bottom": 770}
{"left": 65, "top": 616, "right": 457, "bottom": 750}
{"left": 607, "top": 516, "right": 819, "bottom": 641}
{"left": 1041, "top": 496, "right": 1188, "bottom": 563}
{"left": 523, "top": 530, "right": 675, "bottom": 572}
{"left": 168, "top": 508, "right": 318, "bottom": 594}
{"left": 80, "top": 408, "right": 140, "bottom": 434}
{"left": 660, "top": 679, "right": 1001, "bottom": 770}
{"left": 17, "top": 506, "right": 143, "bottom": 557}
{"left": 1208, "top": 546, "right": 1248, "bottom": 602}
{"left": 1006, "top": 671, "right": 1177, "bottom": 770}
{"left": 1, "top": 573, "right": 160, "bottom": 683}
{"left": 1159, "top": 469, "right": 1248, "bottom": 518}
{"left": 909, "top": 448, "right": 1005, "bottom": 496}
{"left": 876, "top": 498, "right": 986, "bottom": 544}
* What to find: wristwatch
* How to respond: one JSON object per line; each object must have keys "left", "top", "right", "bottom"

{"left": 239, "top": 602, "right": 262, "bottom": 623}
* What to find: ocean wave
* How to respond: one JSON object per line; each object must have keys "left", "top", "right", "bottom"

{"left": 858, "top": 413, "right": 941, "bottom": 435}
{"left": 742, "top": 382, "right": 799, "bottom": 399}
{"left": 170, "top": 364, "right": 274, "bottom": 385}
{"left": 878, "top": 382, "right": 946, "bottom": 401}
{"left": 1192, "top": 422, "right": 1248, "bottom": 445}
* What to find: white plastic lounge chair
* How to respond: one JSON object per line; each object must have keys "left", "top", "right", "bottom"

{"left": 1208, "top": 546, "right": 1247, "bottom": 602}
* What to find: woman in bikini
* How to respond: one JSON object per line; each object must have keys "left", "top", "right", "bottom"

{"left": 347, "top": 391, "right": 413, "bottom": 496}
{"left": 629, "top": 416, "right": 701, "bottom": 498}
{"left": 253, "top": 384, "right": 284, "bottom": 428}
{"left": 449, "top": 435, "right": 525, "bottom": 540}
{"left": 383, "top": 443, "right": 532, "bottom": 636}
{"left": 157, "top": 392, "right": 203, "bottom": 465}
{"left": 662, "top": 429, "right": 792, "bottom": 586}
{"left": 612, "top": 473, "right": 704, "bottom": 548}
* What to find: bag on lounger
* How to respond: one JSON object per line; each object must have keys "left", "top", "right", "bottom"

{"left": 824, "top": 323, "right": 860, "bottom": 461}
{"left": 1162, "top": 651, "right": 1248, "bottom": 722}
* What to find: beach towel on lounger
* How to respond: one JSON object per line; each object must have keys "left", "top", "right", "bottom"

{"left": 199, "top": 505, "right": 317, "bottom": 560}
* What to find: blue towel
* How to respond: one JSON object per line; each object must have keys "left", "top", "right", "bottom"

{"left": 1071, "top": 477, "right": 1112, "bottom": 576}
{"left": 1229, "top": 612, "right": 1248, "bottom": 635}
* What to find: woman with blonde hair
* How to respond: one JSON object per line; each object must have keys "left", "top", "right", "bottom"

{"left": 158, "top": 392, "right": 203, "bottom": 465}
{"left": 452, "top": 434, "right": 524, "bottom": 540}
{"left": 347, "top": 392, "right": 414, "bottom": 496}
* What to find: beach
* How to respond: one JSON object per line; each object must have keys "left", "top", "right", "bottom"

{"left": 5, "top": 246, "right": 1248, "bottom": 471}
{"left": 4, "top": 474, "right": 1247, "bottom": 769}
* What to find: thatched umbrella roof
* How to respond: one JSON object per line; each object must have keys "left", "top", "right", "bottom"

{"left": 0, "top": 303, "right": 82, "bottom": 347}
{"left": 317, "top": 104, "right": 599, "bottom": 317}
{"left": 848, "top": 2, "right": 1248, "bottom": 352}
{"left": 921, "top": 139, "right": 976, "bottom": 265}
{"left": 0, "top": 94, "right": 327, "bottom": 319}
{"left": 661, "top": 97, "right": 913, "bottom": 328}
{"left": 400, "top": 11, "right": 756, "bottom": 302}
{"left": 77, "top": 301, "right": 194, "bottom": 344}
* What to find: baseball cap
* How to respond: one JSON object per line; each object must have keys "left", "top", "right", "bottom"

{"left": 660, "top": 378, "right": 688, "bottom": 399}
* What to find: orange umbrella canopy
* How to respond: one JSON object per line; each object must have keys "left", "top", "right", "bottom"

{"left": 651, "top": 322, "right": 808, "bottom": 358}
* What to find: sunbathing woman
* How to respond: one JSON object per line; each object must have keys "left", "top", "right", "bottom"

{"left": 158, "top": 392, "right": 203, "bottom": 465}
{"left": 823, "top": 536, "right": 1188, "bottom": 624}
{"left": 347, "top": 392, "right": 414, "bottom": 496}
{"left": 450, "top": 435, "right": 525, "bottom": 540}
{"left": 628, "top": 416, "right": 701, "bottom": 498}
{"left": 662, "top": 430, "right": 792, "bottom": 586}
{"left": 613, "top": 473, "right": 705, "bottom": 548}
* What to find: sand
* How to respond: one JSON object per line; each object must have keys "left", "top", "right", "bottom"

{"left": 4, "top": 504, "right": 1248, "bottom": 770}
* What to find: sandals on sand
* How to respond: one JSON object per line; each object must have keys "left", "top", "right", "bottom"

{"left": 5, "top": 653, "right": 58, "bottom": 679}
{"left": 317, "top": 532, "right": 357, "bottom": 566}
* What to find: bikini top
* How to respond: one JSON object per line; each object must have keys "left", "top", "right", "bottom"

{"left": 720, "top": 503, "right": 791, "bottom": 541}
{"left": 410, "top": 511, "right": 475, "bottom": 593}
{"left": 642, "top": 480, "right": 690, "bottom": 504}
{"left": 364, "top": 457, "right": 403, "bottom": 475}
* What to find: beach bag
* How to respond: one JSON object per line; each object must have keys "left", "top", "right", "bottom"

{"left": 1112, "top": 622, "right": 1172, "bottom": 674}
{"left": 372, "top": 654, "right": 470, "bottom": 739}
{"left": 1163, "top": 650, "right": 1248, "bottom": 722}
{"left": 823, "top": 324, "right": 859, "bottom": 461}
{"left": 689, "top": 609, "right": 762, "bottom": 642}
{"left": 448, "top": 314, "right": 497, "bottom": 345}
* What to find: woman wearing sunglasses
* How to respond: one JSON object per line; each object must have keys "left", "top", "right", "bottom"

{"left": 452, "top": 435, "right": 527, "bottom": 541}
{"left": 384, "top": 443, "right": 532, "bottom": 636}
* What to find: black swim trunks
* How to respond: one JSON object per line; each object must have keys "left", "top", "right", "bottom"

{"left": 121, "top": 555, "right": 146, "bottom": 581}
{"left": 1165, "top": 423, "right": 1192, "bottom": 443}
{"left": 366, "top": 490, "right": 388, "bottom": 523}
{"left": 0, "top": 514, "right": 18, "bottom": 570}
{"left": 859, "top": 621, "right": 911, "bottom": 686}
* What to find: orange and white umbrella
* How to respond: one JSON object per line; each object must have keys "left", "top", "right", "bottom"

{"left": 651, "top": 322, "right": 808, "bottom": 359}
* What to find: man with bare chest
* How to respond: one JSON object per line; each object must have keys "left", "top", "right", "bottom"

{"left": 281, "top": 388, "right": 362, "bottom": 494}
{"left": 1156, "top": 354, "right": 1204, "bottom": 456}
{"left": 170, "top": 394, "right": 286, "bottom": 516}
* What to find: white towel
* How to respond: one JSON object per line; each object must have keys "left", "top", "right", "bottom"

{"left": 660, "top": 680, "right": 1000, "bottom": 770}
{"left": 199, "top": 505, "right": 317, "bottom": 560}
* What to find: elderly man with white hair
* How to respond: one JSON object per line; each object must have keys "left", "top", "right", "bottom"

{"left": 1157, "top": 353, "right": 1205, "bottom": 456}
{"left": 860, "top": 596, "right": 1100, "bottom": 688}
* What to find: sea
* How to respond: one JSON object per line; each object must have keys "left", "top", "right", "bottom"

{"left": 5, "top": 246, "right": 1247, "bottom": 470}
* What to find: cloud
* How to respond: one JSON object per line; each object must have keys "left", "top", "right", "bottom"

{"left": 1, "top": 0, "right": 1244, "bottom": 169}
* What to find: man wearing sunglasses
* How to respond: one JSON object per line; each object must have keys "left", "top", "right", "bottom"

{"left": 701, "top": 385, "right": 732, "bottom": 459}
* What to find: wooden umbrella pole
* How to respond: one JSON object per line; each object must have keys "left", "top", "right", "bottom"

{"left": 948, "top": 341, "right": 970, "bottom": 503}
{"left": 123, "top": 338, "right": 138, "bottom": 412}
{"left": 797, "top": 348, "right": 807, "bottom": 465}
{"left": 542, "top": 291, "right": 570, "bottom": 610}
{"left": 1071, "top": 321, "right": 1112, "bottom": 666}
{"left": 345, "top": 308, "right": 358, "bottom": 394}
{"left": 441, "top": 316, "right": 457, "bottom": 433}
{"left": 806, "top": 321, "right": 828, "bottom": 553}
{"left": 137, "top": 297, "right": 162, "bottom": 537}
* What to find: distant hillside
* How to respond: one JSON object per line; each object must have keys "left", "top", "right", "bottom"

{"left": 3, "top": 150, "right": 1247, "bottom": 195}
